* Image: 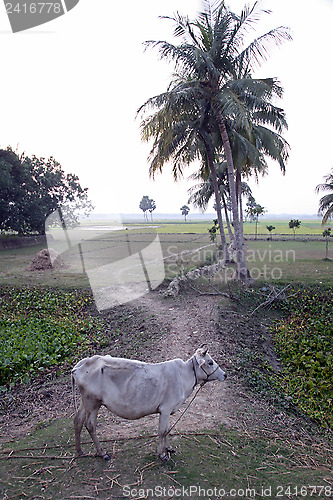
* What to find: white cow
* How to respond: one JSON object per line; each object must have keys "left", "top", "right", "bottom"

{"left": 71, "top": 346, "right": 227, "bottom": 460}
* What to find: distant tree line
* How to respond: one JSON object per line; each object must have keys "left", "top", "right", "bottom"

{"left": 0, "top": 147, "right": 92, "bottom": 235}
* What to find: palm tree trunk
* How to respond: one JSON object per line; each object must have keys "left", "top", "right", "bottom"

{"left": 236, "top": 171, "right": 244, "bottom": 242}
{"left": 217, "top": 117, "right": 249, "bottom": 282}
{"left": 221, "top": 191, "right": 234, "bottom": 242}
{"left": 204, "top": 141, "right": 231, "bottom": 262}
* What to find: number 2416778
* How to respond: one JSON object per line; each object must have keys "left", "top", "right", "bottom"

{"left": 5, "top": 3, "right": 62, "bottom": 14}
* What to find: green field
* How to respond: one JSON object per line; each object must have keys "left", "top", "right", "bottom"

{"left": 0, "top": 219, "right": 332, "bottom": 287}
{"left": 119, "top": 217, "right": 328, "bottom": 236}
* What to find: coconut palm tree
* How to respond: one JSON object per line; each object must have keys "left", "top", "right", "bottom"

{"left": 139, "top": 0, "right": 290, "bottom": 280}
{"left": 316, "top": 169, "right": 333, "bottom": 224}
{"left": 139, "top": 94, "right": 232, "bottom": 260}
{"left": 229, "top": 118, "right": 289, "bottom": 241}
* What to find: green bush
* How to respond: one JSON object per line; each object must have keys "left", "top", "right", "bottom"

{"left": 0, "top": 287, "right": 99, "bottom": 385}
{"left": 273, "top": 288, "right": 333, "bottom": 428}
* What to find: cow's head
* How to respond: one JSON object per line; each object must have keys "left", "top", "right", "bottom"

{"left": 194, "top": 345, "right": 227, "bottom": 383}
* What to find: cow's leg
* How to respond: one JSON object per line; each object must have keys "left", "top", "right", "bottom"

{"left": 158, "top": 411, "right": 171, "bottom": 461}
{"left": 74, "top": 403, "right": 86, "bottom": 457}
{"left": 165, "top": 433, "right": 176, "bottom": 454}
{"left": 85, "top": 406, "right": 110, "bottom": 460}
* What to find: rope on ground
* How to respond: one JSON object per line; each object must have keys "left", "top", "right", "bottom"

{"left": 0, "top": 429, "right": 219, "bottom": 461}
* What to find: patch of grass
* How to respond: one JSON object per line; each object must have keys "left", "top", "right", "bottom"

{"left": 0, "top": 418, "right": 332, "bottom": 500}
{"left": 0, "top": 286, "right": 168, "bottom": 387}
{"left": 0, "top": 287, "right": 105, "bottom": 386}
{"left": 229, "top": 284, "right": 333, "bottom": 429}
{"left": 273, "top": 287, "right": 333, "bottom": 428}
{"left": 246, "top": 240, "right": 333, "bottom": 286}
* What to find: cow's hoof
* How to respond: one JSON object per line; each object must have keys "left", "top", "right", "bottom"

{"left": 159, "top": 453, "right": 169, "bottom": 462}
{"left": 94, "top": 452, "right": 111, "bottom": 460}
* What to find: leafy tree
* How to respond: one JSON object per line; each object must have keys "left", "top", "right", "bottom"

{"left": 289, "top": 219, "right": 301, "bottom": 239}
{"left": 316, "top": 169, "right": 333, "bottom": 224}
{"left": 208, "top": 219, "right": 219, "bottom": 244}
{"left": 0, "top": 148, "right": 26, "bottom": 234}
{"left": 148, "top": 198, "right": 156, "bottom": 221}
{"left": 0, "top": 147, "right": 92, "bottom": 235}
{"left": 180, "top": 205, "right": 190, "bottom": 222}
{"left": 139, "top": 195, "right": 150, "bottom": 221}
{"left": 138, "top": 0, "right": 290, "bottom": 281}
{"left": 322, "top": 227, "right": 332, "bottom": 260}
{"left": 266, "top": 224, "right": 276, "bottom": 240}
{"left": 245, "top": 201, "right": 266, "bottom": 240}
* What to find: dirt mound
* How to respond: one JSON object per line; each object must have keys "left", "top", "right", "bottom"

{"left": 26, "top": 248, "right": 69, "bottom": 271}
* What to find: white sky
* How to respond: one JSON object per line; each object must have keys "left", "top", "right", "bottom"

{"left": 0, "top": 0, "right": 332, "bottom": 216}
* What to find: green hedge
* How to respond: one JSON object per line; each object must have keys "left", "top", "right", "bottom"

{"left": 273, "top": 288, "right": 333, "bottom": 428}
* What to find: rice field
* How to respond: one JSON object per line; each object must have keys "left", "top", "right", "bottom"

{"left": 0, "top": 218, "right": 332, "bottom": 288}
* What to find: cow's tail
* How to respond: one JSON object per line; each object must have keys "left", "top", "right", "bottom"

{"left": 71, "top": 371, "right": 78, "bottom": 413}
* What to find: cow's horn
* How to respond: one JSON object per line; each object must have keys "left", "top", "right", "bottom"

{"left": 200, "top": 344, "right": 208, "bottom": 355}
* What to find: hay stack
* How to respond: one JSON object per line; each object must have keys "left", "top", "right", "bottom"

{"left": 26, "top": 248, "right": 69, "bottom": 271}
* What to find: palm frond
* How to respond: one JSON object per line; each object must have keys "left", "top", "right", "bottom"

{"left": 237, "top": 26, "right": 292, "bottom": 69}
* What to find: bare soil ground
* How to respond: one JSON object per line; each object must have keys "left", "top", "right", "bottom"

{"left": 0, "top": 286, "right": 324, "bottom": 451}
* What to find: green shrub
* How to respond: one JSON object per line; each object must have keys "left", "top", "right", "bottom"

{"left": 273, "top": 288, "right": 333, "bottom": 428}
{"left": 0, "top": 287, "right": 99, "bottom": 385}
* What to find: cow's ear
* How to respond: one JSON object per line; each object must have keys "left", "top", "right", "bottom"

{"left": 197, "top": 345, "right": 208, "bottom": 357}
{"left": 195, "top": 353, "right": 206, "bottom": 367}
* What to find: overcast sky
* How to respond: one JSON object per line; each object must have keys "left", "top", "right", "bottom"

{"left": 0, "top": 0, "right": 332, "bottom": 216}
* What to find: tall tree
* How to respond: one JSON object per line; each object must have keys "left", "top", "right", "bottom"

{"left": 245, "top": 201, "right": 266, "bottom": 240}
{"left": 316, "top": 169, "right": 333, "bottom": 224}
{"left": 139, "top": 93, "right": 231, "bottom": 259}
{"left": 139, "top": 195, "right": 150, "bottom": 221}
{"left": 289, "top": 219, "right": 301, "bottom": 239}
{"left": 180, "top": 204, "right": 190, "bottom": 221}
{"left": 139, "top": 0, "right": 290, "bottom": 281}
{"left": 0, "top": 148, "right": 92, "bottom": 234}
{"left": 148, "top": 198, "right": 156, "bottom": 221}
{"left": 322, "top": 228, "right": 332, "bottom": 260}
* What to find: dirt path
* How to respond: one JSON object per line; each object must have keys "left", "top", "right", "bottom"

{"left": 96, "top": 290, "right": 280, "bottom": 443}
{"left": 0, "top": 288, "right": 309, "bottom": 449}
